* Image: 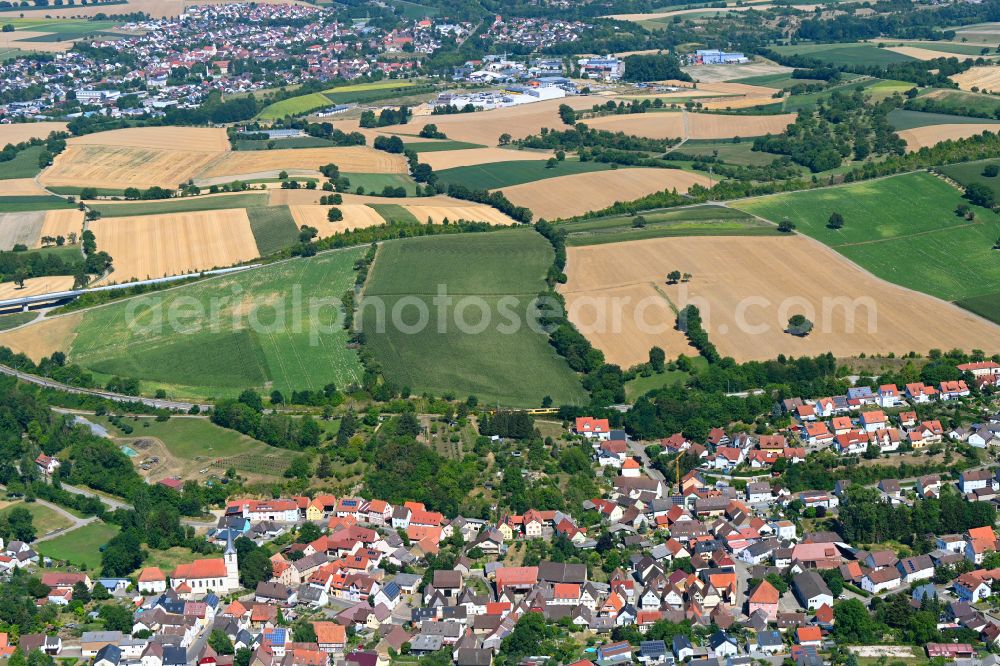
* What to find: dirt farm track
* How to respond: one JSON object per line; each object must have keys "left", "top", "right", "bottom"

{"left": 561, "top": 235, "right": 1000, "bottom": 365}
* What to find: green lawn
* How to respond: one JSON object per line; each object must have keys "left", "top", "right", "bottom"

{"left": 91, "top": 192, "right": 267, "bottom": 217}
{"left": 343, "top": 172, "right": 419, "bottom": 196}
{"left": 256, "top": 92, "right": 332, "bottom": 121}
{"left": 66, "top": 248, "right": 367, "bottom": 399}
{"left": 562, "top": 204, "right": 777, "bottom": 246}
{"left": 734, "top": 172, "right": 1000, "bottom": 303}
{"left": 0, "top": 501, "right": 73, "bottom": 536}
{"left": 0, "top": 312, "right": 38, "bottom": 331}
{"left": 247, "top": 205, "right": 300, "bottom": 255}
{"left": 37, "top": 521, "right": 120, "bottom": 569}
{"left": 0, "top": 145, "right": 46, "bottom": 180}
{"left": 435, "top": 159, "right": 613, "bottom": 190}
{"left": 94, "top": 415, "right": 281, "bottom": 460}
{"left": 257, "top": 81, "right": 423, "bottom": 119}
{"left": 625, "top": 356, "right": 708, "bottom": 400}
{"left": 324, "top": 83, "right": 432, "bottom": 105}
{"left": 361, "top": 231, "right": 587, "bottom": 407}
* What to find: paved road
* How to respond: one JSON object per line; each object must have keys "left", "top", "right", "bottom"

{"left": 0, "top": 364, "right": 210, "bottom": 411}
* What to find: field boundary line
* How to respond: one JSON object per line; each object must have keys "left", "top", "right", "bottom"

{"left": 831, "top": 219, "right": 982, "bottom": 248}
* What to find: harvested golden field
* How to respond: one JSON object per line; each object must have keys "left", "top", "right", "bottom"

{"left": 419, "top": 147, "right": 551, "bottom": 170}
{"left": 951, "top": 65, "right": 1000, "bottom": 91}
{"left": 68, "top": 126, "right": 229, "bottom": 152}
{"left": 498, "top": 168, "right": 714, "bottom": 220}
{"left": 41, "top": 144, "right": 220, "bottom": 190}
{"left": 196, "top": 146, "right": 406, "bottom": 179}
{"left": 898, "top": 124, "right": 1000, "bottom": 151}
{"left": 0, "top": 211, "right": 45, "bottom": 250}
{"left": 375, "top": 97, "right": 595, "bottom": 146}
{"left": 38, "top": 209, "right": 84, "bottom": 247}
{"left": 268, "top": 189, "right": 324, "bottom": 206}
{"left": 682, "top": 61, "right": 791, "bottom": 83}
{"left": 289, "top": 204, "right": 387, "bottom": 237}
{"left": 0, "top": 275, "right": 75, "bottom": 300}
{"left": 2, "top": 178, "right": 50, "bottom": 195}
{"left": 0, "top": 122, "right": 67, "bottom": 145}
{"left": 562, "top": 235, "right": 1000, "bottom": 365}
{"left": 0, "top": 312, "right": 82, "bottom": 362}
{"left": 585, "top": 110, "right": 794, "bottom": 139}
{"left": 90, "top": 209, "right": 259, "bottom": 282}
{"left": 885, "top": 46, "right": 976, "bottom": 61}
{"left": 401, "top": 202, "right": 519, "bottom": 226}
{"left": 0, "top": 30, "right": 74, "bottom": 52}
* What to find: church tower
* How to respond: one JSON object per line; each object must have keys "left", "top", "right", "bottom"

{"left": 224, "top": 529, "right": 240, "bottom": 591}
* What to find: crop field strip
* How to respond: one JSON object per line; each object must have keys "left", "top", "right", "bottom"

{"left": 561, "top": 205, "right": 779, "bottom": 246}
{"left": 33, "top": 247, "right": 370, "bottom": 399}
{"left": 360, "top": 231, "right": 587, "bottom": 406}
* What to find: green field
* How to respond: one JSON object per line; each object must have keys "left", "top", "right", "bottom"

{"left": 257, "top": 81, "right": 422, "bottom": 120}
{"left": 0, "top": 501, "right": 73, "bottom": 536}
{"left": 247, "top": 205, "right": 299, "bottom": 255}
{"left": 233, "top": 136, "right": 345, "bottom": 151}
{"left": 404, "top": 140, "right": 485, "bottom": 153}
{"left": 66, "top": 248, "right": 366, "bottom": 399}
{"left": 734, "top": 172, "right": 1000, "bottom": 303}
{"left": 909, "top": 89, "right": 1000, "bottom": 118}
{"left": 0, "top": 312, "right": 38, "bottom": 331}
{"left": 361, "top": 231, "right": 587, "bottom": 407}
{"left": 887, "top": 108, "right": 996, "bottom": 130}
{"left": 677, "top": 139, "right": 783, "bottom": 166}
{"left": 324, "top": 83, "right": 432, "bottom": 105}
{"left": 343, "top": 172, "right": 419, "bottom": 196}
{"left": 940, "top": 159, "right": 1000, "bottom": 200}
{"left": 3, "top": 18, "right": 121, "bottom": 32}
{"left": 37, "top": 521, "right": 120, "bottom": 569}
{"left": 0, "top": 196, "right": 75, "bottom": 212}
{"left": 93, "top": 415, "right": 287, "bottom": 471}
{"left": 92, "top": 193, "right": 267, "bottom": 217}
{"left": 435, "top": 159, "right": 613, "bottom": 190}
{"left": 772, "top": 43, "right": 916, "bottom": 66}
{"left": 562, "top": 205, "right": 778, "bottom": 246}
{"left": 625, "top": 356, "right": 708, "bottom": 400}
{"left": 369, "top": 203, "right": 419, "bottom": 224}
{"left": 0, "top": 145, "right": 46, "bottom": 180}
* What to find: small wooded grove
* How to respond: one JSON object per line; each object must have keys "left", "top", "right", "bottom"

{"left": 621, "top": 54, "right": 692, "bottom": 83}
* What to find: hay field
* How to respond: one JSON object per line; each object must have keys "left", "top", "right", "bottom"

{"left": 374, "top": 97, "right": 595, "bottom": 146}
{"left": 562, "top": 235, "right": 1000, "bottom": 364}
{"left": 418, "top": 147, "right": 551, "bottom": 170}
{"left": 606, "top": 4, "right": 771, "bottom": 20}
{"left": 0, "top": 275, "right": 75, "bottom": 300}
{"left": 91, "top": 209, "right": 260, "bottom": 282}
{"left": 41, "top": 144, "right": 220, "bottom": 190}
{"left": 2, "top": 178, "right": 50, "bottom": 195}
{"left": 0, "top": 211, "right": 45, "bottom": 250}
{"left": 684, "top": 61, "right": 791, "bottom": 83}
{"left": 196, "top": 146, "right": 406, "bottom": 179}
{"left": 38, "top": 209, "right": 83, "bottom": 247}
{"left": 289, "top": 204, "right": 387, "bottom": 237}
{"left": 498, "top": 168, "right": 713, "bottom": 220}
{"left": 951, "top": 65, "right": 1000, "bottom": 91}
{"left": 67, "top": 126, "right": 229, "bottom": 152}
{"left": 0, "top": 311, "right": 83, "bottom": 361}
{"left": 886, "top": 46, "right": 976, "bottom": 61}
{"left": 898, "top": 123, "right": 1000, "bottom": 150}
{"left": 0, "top": 31, "right": 74, "bottom": 53}
{"left": 584, "top": 111, "right": 794, "bottom": 139}
{"left": 0, "top": 122, "right": 67, "bottom": 145}
{"left": 401, "top": 201, "right": 518, "bottom": 225}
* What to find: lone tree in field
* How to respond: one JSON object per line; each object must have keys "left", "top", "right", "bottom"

{"left": 778, "top": 219, "right": 796, "bottom": 233}
{"left": 787, "top": 314, "right": 814, "bottom": 337}
{"left": 498, "top": 133, "right": 512, "bottom": 146}
{"left": 682, "top": 273, "right": 692, "bottom": 283}
{"left": 827, "top": 212, "right": 844, "bottom": 229}
{"left": 632, "top": 216, "right": 646, "bottom": 228}
{"left": 649, "top": 346, "right": 665, "bottom": 373}
{"left": 666, "top": 270, "right": 682, "bottom": 284}
{"left": 328, "top": 207, "right": 343, "bottom": 222}
{"left": 984, "top": 164, "right": 999, "bottom": 177}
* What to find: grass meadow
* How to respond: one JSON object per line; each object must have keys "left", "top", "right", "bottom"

{"left": 435, "top": 159, "right": 614, "bottom": 190}
{"left": 360, "top": 230, "right": 587, "bottom": 407}
{"left": 92, "top": 193, "right": 268, "bottom": 217}
{"left": 562, "top": 205, "right": 778, "bottom": 246}
{"left": 37, "top": 521, "right": 120, "bottom": 569}
{"left": 66, "top": 248, "right": 366, "bottom": 399}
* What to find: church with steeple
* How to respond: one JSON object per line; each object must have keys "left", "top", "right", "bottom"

{"left": 170, "top": 530, "right": 240, "bottom": 598}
